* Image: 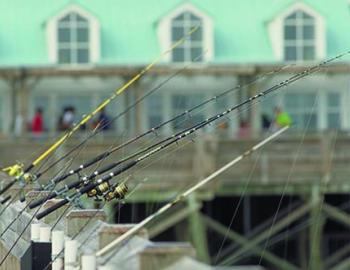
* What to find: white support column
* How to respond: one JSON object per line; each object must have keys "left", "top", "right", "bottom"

{"left": 81, "top": 254, "right": 96, "bottom": 270}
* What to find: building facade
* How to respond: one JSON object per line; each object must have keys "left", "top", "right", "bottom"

{"left": 0, "top": 0, "right": 350, "bottom": 136}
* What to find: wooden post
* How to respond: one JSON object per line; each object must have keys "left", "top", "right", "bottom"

{"left": 186, "top": 194, "right": 210, "bottom": 263}
{"left": 308, "top": 184, "right": 325, "bottom": 270}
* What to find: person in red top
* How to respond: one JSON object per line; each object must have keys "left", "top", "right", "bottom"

{"left": 31, "top": 108, "right": 44, "bottom": 134}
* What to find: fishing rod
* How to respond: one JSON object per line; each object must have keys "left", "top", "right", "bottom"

{"left": 0, "top": 52, "right": 204, "bottom": 211}
{"left": 0, "top": 53, "right": 207, "bottom": 238}
{"left": 33, "top": 49, "right": 350, "bottom": 220}
{"left": 42, "top": 178, "right": 149, "bottom": 270}
{"left": 0, "top": 26, "right": 199, "bottom": 196}
{"left": 28, "top": 64, "right": 290, "bottom": 209}
{"left": 1, "top": 50, "right": 348, "bottom": 266}
{"left": 0, "top": 157, "right": 80, "bottom": 238}
{"left": 96, "top": 126, "right": 289, "bottom": 260}
{"left": 33, "top": 52, "right": 205, "bottom": 182}
{"left": 44, "top": 127, "right": 288, "bottom": 270}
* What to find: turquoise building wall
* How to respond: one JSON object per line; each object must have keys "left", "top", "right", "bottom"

{"left": 0, "top": 0, "right": 350, "bottom": 66}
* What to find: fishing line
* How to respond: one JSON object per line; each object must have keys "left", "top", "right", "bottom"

{"left": 258, "top": 75, "right": 324, "bottom": 267}
{"left": 34, "top": 50, "right": 350, "bottom": 220}
{"left": 2, "top": 51, "right": 348, "bottom": 266}
{"left": 0, "top": 134, "right": 115, "bottom": 266}
{"left": 36, "top": 52, "right": 205, "bottom": 179}
{"left": 219, "top": 73, "right": 324, "bottom": 266}
{"left": 0, "top": 26, "right": 199, "bottom": 196}
{"left": 96, "top": 127, "right": 290, "bottom": 263}
{"left": 38, "top": 63, "right": 286, "bottom": 189}
{"left": 29, "top": 63, "right": 292, "bottom": 210}
{"left": 214, "top": 148, "right": 263, "bottom": 263}
{"left": 42, "top": 176, "right": 149, "bottom": 270}
{"left": 0, "top": 115, "right": 103, "bottom": 231}
{"left": 0, "top": 52, "right": 206, "bottom": 221}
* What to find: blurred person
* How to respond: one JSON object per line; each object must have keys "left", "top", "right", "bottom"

{"left": 31, "top": 107, "right": 44, "bottom": 134}
{"left": 94, "top": 108, "right": 111, "bottom": 131}
{"left": 237, "top": 120, "right": 250, "bottom": 138}
{"left": 261, "top": 114, "right": 271, "bottom": 131}
{"left": 14, "top": 112, "right": 24, "bottom": 137}
{"left": 274, "top": 106, "right": 292, "bottom": 128}
{"left": 58, "top": 106, "right": 75, "bottom": 131}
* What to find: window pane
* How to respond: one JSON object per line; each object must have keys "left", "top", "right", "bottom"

{"left": 174, "top": 13, "right": 185, "bottom": 21}
{"left": 302, "top": 12, "right": 313, "bottom": 20}
{"left": 60, "top": 14, "right": 71, "bottom": 22}
{"left": 172, "top": 48, "right": 185, "bottom": 62}
{"left": 77, "top": 14, "right": 87, "bottom": 22}
{"left": 303, "top": 93, "right": 317, "bottom": 107}
{"left": 303, "top": 25, "right": 314, "bottom": 39}
{"left": 290, "top": 113, "right": 301, "bottom": 128}
{"left": 148, "top": 95, "right": 163, "bottom": 112}
{"left": 191, "top": 47, "right": 203, "bottom": 61}
{"left": 284, "top": 93, "right": 318, "bottom": 130}
{"left": 148, "top": 95, "right": 163, "bottom": 129}
{"left": 286, "top": 12, "right": 297, "bottom": 20}
{"left": 77, "top": 27, "right": 89, "bottom": 42}
{"left": 58, "top": 49, "right": 71, "bottom": 63}
{"left": 284, "top": 25, "right": 296, "bottom": 40}
{"left": 303, "top": 46, "right": 315, "bottom": 60}
{"left": 190, "top": 13, "right": 201, "bottom": 23}
{"left": 328, "top": 93, "right": 340, "bottom": 107}
{"left": 77, "top": 49, "right": 89, "bottom": 63}
{"left": 285, "top": 93, "right": 299, "bottom": 108}
{"left": 190, "top": 26, "right": 202, "bottom": 41}
{"left": 303, "top": 113, "right": 317, "bottom": 130}
{"left": 172, "top": 94, "right": 204, "bottom": 131}
{"left": 328, "top": 113, "right": 340, "bottom": 129}
{"left": 58, "top": 28, "right": 70, "bottom": 42}
{"left": 285, "top": 46, "right": 297, "bottom": 61}
{"left": 172, "top": 27, "right": 184, "bottom": 41}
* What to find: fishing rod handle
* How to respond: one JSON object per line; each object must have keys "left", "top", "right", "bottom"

{"left": 36, "top": 198, "right": 69, "bottom": 220}
{"left": 29, "top": 180, "right": 83, "bottom": 209}
{"left": 54, "top": 159, "right": 137, "bottom": 200}
{"left": 28, "top": 193, "right": 56, "bottom": 209}
{"left": 36, "top": 160, "right": 138, "bottom": 219}
{"left": 52, "top": 159, "right": 137, "bottom": 201}
{"left": 0, "top": 195, "right": 11, "bottom": 204}
{"left": 24, "top": 164, "right": 34, "bottom": 173}
{"left": 0, "top": 179, "right": 16, "bottom": 196}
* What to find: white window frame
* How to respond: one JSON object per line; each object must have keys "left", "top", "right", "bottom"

{"left": 158, "top": 3, "right": 214, "bottom": 63}
{"left": 268, "top": 2, "right": 326, "bottom": 62}
{"left": 46, "top": 4, "right": 100, "bottom": 65}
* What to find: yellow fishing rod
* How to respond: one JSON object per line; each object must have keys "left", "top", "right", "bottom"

{"left": 0, "top": 26, "right": 199, "bottom": 194}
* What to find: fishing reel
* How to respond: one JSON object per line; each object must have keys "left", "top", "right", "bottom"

{"left": 2, "top": 163, "right": 36, "bottom": 186}
{"left": 104, "top": 183, "right": 128, "bottom": 202}
{"left": 87, "top": 181, "right": 110, "bottom": 201}
{"left": 2, "top": 163, "right": 24, "bottom": 178}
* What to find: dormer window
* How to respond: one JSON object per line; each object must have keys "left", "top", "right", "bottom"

{"left": 158, "top": 3, "right": 214, "bottom": 63}
{"left": 57, "top": 12, "right": 90, "bottom": 64}
{"left": 268, "top": 2, "right": 325, "bottom": 62}
{"left": 171, "top": 12, "right": 203, "bottom": 62}
{"left": 47, "top": 4, "right": 100, "bottom": 65}
{"left": 284, "top": 10, "right": 316, "bottom": 61}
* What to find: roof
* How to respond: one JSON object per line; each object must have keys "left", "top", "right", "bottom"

{"left": 0, "top": 0, "right": 350, "bottom": 66}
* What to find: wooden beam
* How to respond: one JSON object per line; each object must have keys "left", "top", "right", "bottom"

{"left": 220, "top": 203, "right": 311, "bottom": 265}
{"left": 323, "top": 203, "right": 350, "bottom": 229}
{"left": 148, "top": 203, "right": 200, "bottom": 238}
{"left": 202, "top": 214, "right": 299, "bottom": 270}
